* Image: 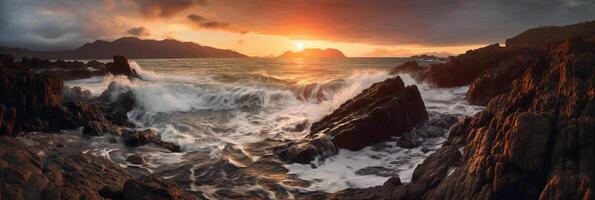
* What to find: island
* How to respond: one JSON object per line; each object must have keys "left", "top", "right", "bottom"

{"left": 277, "top": 48, "right": 346, "bottom": 58}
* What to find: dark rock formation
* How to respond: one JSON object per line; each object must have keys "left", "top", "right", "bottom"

{"left": 99, "top": 175, "right": 195, "bottom": 200}
{"left": 106, "top": 55, "right": 141, "bottom": 79}
{"left": 309, "top": 37, "right": 594, "bottom": 200}
{"left": 278, "top": 48, "right": 346, "bottom": 58}
{"left": 98, "top": 81, "right": 137, "bottom": 126}
{"left": 390, "top": 61, "right": 425, "bottom": 75}
{"left": 126, "top": 154, "right": 145, "bottom": 165}
{"left": 0, "top": 136, "right": 132, "bottom": 199}
{"left": 122, "top": 129, "right": 181, "bottom": 152}
{"left": 416, "top": 44, "right": 521, "bottom": 87}
{"left": 277, "top": 76, "right": 428, "bottom": 163}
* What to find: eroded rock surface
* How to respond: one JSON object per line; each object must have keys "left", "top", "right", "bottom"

{"left": 278, "top": 76, "right": 428, "bottom": 163}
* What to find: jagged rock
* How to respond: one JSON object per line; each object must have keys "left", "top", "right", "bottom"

{"left": 106, "top": 55, "right": 141, "bottom": 79}
{"left": 278, "top": 76, "right": 428, "bottom": 163}
{"left": 465, "top": 50, "right": 544, "bottom": 105}
{"left": 320, "top": 38, "right": 595, "bottom": 200}
{"left": 99, "top": 174, "right": 195, "bottom": 200}
{"left": 121, "top": 129, "right": 181, "bottom": 152}
{"left": 417, "top": 44, "right": 526, "bottom": 87}
{"left": 63, "top": 86, "right": 93, "bottom": 103}
{"left": 390, "top": 61, "right": 425, "bottom": 75}
{"left": 0, "top": 136, "right": 132, "bottom": 200}
{"left": 98, "top": 81, "right": 137, "bottom": 126}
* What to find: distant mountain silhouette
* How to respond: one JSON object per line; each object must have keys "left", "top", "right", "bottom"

{"left": 278, "top": 48, "right": 346, "bottom": 58}
{"left": 505, "top": 20, "right": 595, "bottom": 49}
{"left": 0, "top": 37, "right": 248, "bottom": 59}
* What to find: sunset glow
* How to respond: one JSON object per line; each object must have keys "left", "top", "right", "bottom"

{"left": 295, "top": 41, "right": 305, "bottom": 51}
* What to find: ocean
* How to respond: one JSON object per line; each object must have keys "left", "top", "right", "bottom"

{"left": 66, "top": 58, "right": 483, "bottom": 199}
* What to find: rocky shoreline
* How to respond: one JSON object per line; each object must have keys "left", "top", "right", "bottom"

{"left": 1, "top": 21, "right": 594, "bottom": 200}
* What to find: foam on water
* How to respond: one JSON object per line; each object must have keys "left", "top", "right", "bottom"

{"left": 66, "top": 59, "right": 484, "bottom": 198}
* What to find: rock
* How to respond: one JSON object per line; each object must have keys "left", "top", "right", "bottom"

{"left": 465, "top": 50, "right": 544, "bottom": 105}
{"left": 100, "top": 174, "right": 195, "bottom": 200}
{"left": 324, "top": 37, "right": 595, "bottom": 200}
{"left": 383, "top": 176, "right": 403, "bottom": 187}
{"left": 0, "top": 136, "right": 132, "bottom": 199}
{"left": 278, "top": 76, "right": 428, "bottom": 163}
{"left": 98, "top": 81, "right": 137, "bottom": 126}
{"left": 390, "top": 61, "right": 425, "bottom": 75}
{"left": 106, "top": 55, "right": 141, "bottom": 79}
{"left": 0, "top": 66, "right": 64, "bottom": 135}
{"left": 83, "top": 120, "right": 112, "bottom": 136}
{"left": 63, "top": 86, "right": 93, "bottom": 103}
{"left": 121, "top": 129, "right": 181, "bottom": 152}
{"left": 126, "top": 154, "right": 145, "bottom": 165}
{"left": 397, "top": 130, "right": 422, "bottom": 148}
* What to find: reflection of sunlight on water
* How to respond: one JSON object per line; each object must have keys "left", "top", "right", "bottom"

{"left": 65, "top": 58, "right": 484, "bottom": 198}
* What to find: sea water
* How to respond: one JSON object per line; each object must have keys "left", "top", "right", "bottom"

{"left": 66, "top": 58, "right": 483, "bottom": 199}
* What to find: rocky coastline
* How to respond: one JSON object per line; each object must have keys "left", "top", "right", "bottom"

{"left": 0, "top": 21, "right": 594, "bottom": 200}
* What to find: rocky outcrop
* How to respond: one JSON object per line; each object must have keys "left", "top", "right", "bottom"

{"left": 390, "top": 61, "right": 425, "bottom": 75}
{"left": 416, "top": 44, "right": 521, "bottom": 87}
{"left": 99, "top": 175, "right": 195, "bottom": 200}
{"left": 106, "top": 55, "right": 141, "bottom": 79}
{"left": 314, "top": 37, "right": 595, "bottom": 200}
{"left": 277, "top": 76, "right": 428, "bottom": 163}
{"left": 0, "top": 136, "right": 132, "bottom": 200}
{"left": 121, "top": 129, "right": 181, "bottom": 152}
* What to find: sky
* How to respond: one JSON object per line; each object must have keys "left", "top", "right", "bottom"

{"left": 0, "top": 0, "right": 594, "bottom": 57}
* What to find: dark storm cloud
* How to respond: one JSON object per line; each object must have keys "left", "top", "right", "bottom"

{"left": 206, "top": 0, "right": 595, "bottom": 45}
{"left": 135, "top": 0, "right": 206, "bottom": 18}
{"left": 1, "top": 0, "right": 594, "bottom": 50}
{"left": 126, "top": 26, "right": 151, "bottom": 37}
{"left": 186, "top": 14, "right": 234, "bottom": 30}
{"left": 187, "top": 14, "right": 207, "bottom": 22}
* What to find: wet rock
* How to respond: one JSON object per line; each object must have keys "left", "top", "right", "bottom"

{"left": 83, "top": 120, "right": 112, "bottom": 136}
{"left": 383, "top": 176, "right": 402, "bottom": 187}
{"left": 98, "top": 81, "right": 137, "bottom": 126}
{"left": 63, "top": 86, "right": 93, "bottom": 103}
{"left": 0, "top": 136, "right": 132, "bottom": 199}
{"left": 397, "top": 130, "right": 422, "bottom": 148}
{"left": 106, "top": 55, "right": 141, "bottom": 79}
{"left": 355, "top": 166, "right": 397, "bottom": 177}
{"left": 121, "top": 129, "right": 181, "bottom": 152}
{"left": 99, "top": 174, "right": 196, "bottom": 200}
{"left": 278, "top": 76, "right": 428, "bottom": 163}
{"left": 126, "top": 154, "right": 145, "bottom": 165}
{"left": 390, "top": 61, "right": 425, "bottom": 75}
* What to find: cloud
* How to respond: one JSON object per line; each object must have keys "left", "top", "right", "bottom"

{"left": 1, "top": 0, "right": 594, "bottom": 50}
{"left": 126, "top": 26, "right": 151, "bottom": 37}
{"left": 204, "top": 0, "right": 595, "bottom": 46}
{"left": 134, "top": 0, "right": 205, "bottom": 18}
{"left": 186, "top": 14, "right": 238, "bottom": 31}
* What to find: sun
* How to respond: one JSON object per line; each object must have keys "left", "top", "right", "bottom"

{"left": 295, "top": 41, "right": 305, "bottom": 51}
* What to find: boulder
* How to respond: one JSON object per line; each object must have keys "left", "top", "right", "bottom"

{"left": 278, "top": 76, "right": 428, "bottom": 163}
{"left": 121, "top": 129, "right": 181, "bottom": 152}
{"left": 126, "top": 154, "right": 145, "bottom": 165}
{"left": 390, "top": 61, "right": 425, "bottom": 75}
{"left": 106, "top": 55, "right": 141, "bottom": 79}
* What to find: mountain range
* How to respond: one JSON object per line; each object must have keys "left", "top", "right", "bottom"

{"left": 0, "top": 37, "right": 248, "bottom": 59}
